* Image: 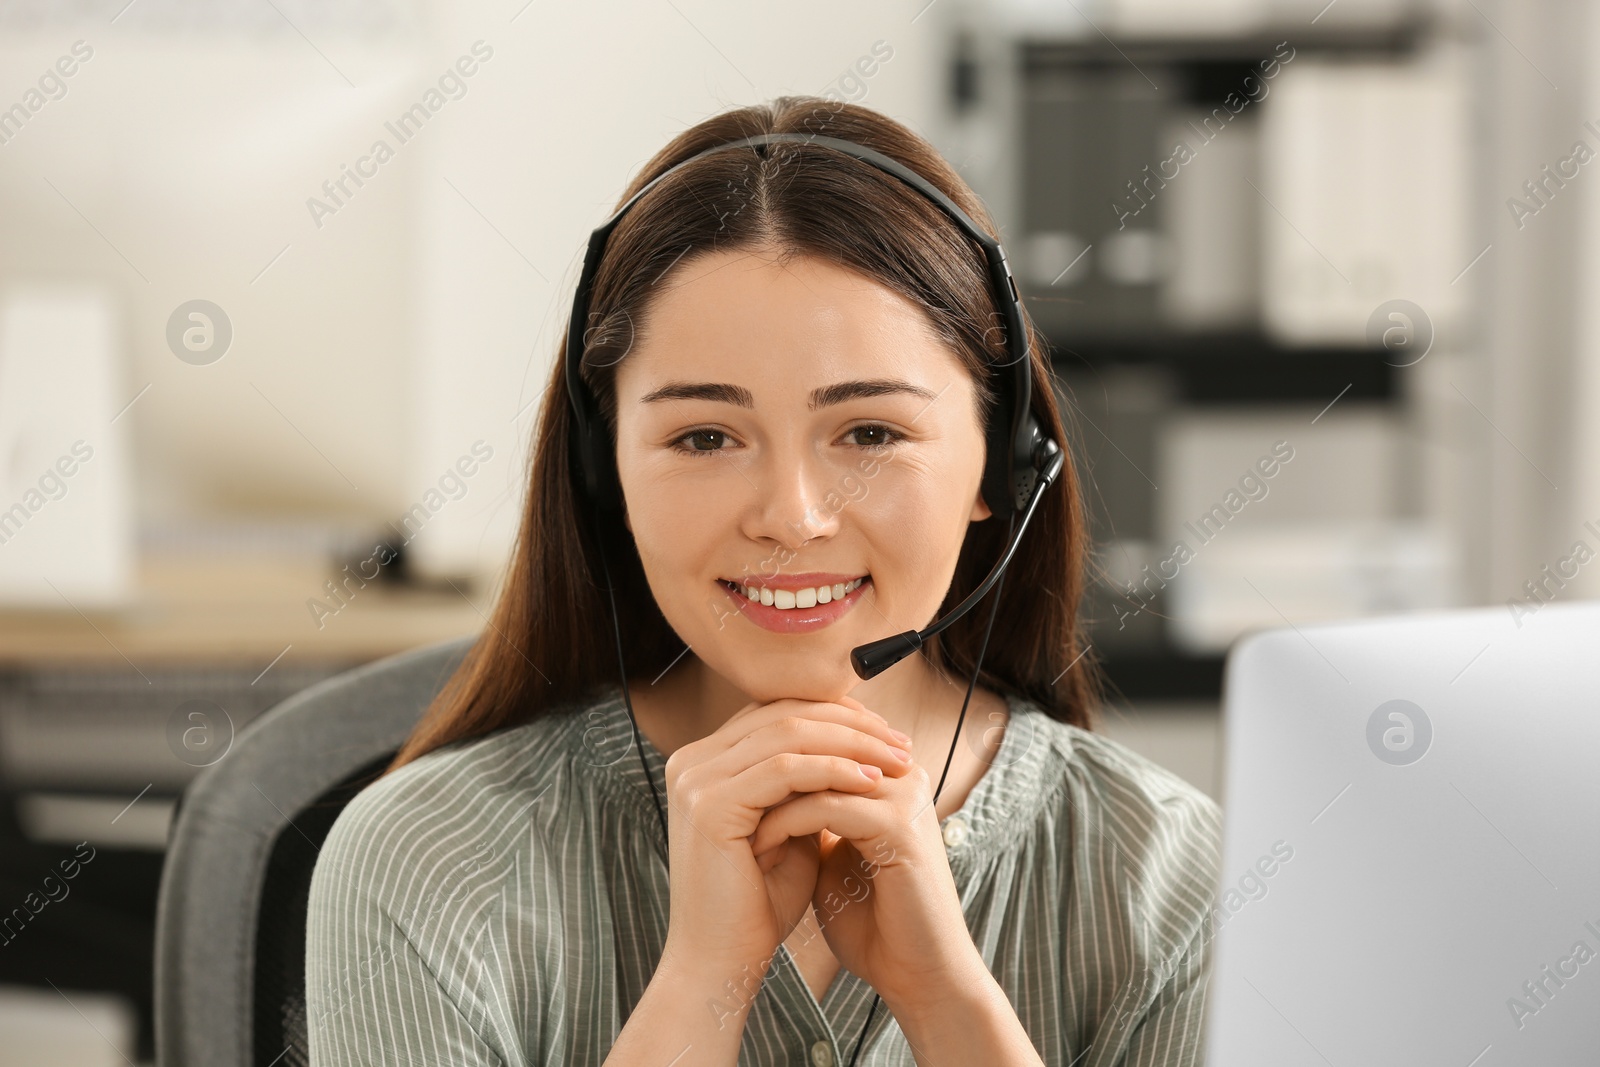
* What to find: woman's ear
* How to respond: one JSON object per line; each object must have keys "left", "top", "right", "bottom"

{"left": 970, "top": 487, "right": 992, "bottom": 522}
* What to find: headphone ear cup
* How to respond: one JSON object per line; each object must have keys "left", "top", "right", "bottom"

{"left": 984, "top": 413, "right": 1046, "bottom": 517}
{"left": 568, "top": 377, "right": 624, "bottom": 514}
{"left": 1016, "top": 417, "right": 1046, "bottom": 507}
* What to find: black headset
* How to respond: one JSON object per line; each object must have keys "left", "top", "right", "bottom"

{"left": 563, "top": 130, "right": 1064, "bottom": 1065}
{"left": 566, "top": 132, "right": 1054, "bottom": 516}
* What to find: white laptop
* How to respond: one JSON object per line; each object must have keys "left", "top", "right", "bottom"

{"left": 1205, "top": 598, "right": 1600, "bottom": 1065}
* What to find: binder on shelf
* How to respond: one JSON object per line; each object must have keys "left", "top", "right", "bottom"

{"left": 1258, "top": 53, "right": 1469, "bottom": 346}
{"left": 1160, "top": 108, "right": 1261, "bottom": 330}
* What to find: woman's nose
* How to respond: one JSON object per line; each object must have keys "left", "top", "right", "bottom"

{"left": 742, "top": 445, "right": 845, "bottom": 550}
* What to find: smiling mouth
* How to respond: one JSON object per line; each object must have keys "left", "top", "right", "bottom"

{"left": 718, "top": 575, "right": 870, "bottom": 610}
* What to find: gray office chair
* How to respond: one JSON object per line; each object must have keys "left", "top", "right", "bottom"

{"left": 154, "top": 633, "right": 477, "bottom": 1067}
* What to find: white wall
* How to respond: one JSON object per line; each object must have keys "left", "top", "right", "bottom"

{"left": 405, "top": 0, "right": 948, "bottom": 584}
{"left": 0, "top": 3, "right": 950, "bottom": 587}
{"left": 0, "top": 33, "right": 426, "bottom": 529}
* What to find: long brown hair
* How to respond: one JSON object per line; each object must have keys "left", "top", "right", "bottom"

{"left": 383, "top": 95, "right": 1105, "bottom": 777}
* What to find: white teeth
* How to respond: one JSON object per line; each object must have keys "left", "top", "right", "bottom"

{"left": 735, "top": 576, "right": 864, "bottom": 609}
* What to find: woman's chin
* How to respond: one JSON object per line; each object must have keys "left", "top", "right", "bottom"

{"left": 733, "top": 670, "right": 860, "bottom": 709}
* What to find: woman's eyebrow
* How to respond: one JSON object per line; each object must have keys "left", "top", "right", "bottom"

{"left": 638, "top": 378, "right": 938, "bottom": 411}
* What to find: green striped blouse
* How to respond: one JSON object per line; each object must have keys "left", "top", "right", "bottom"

{"left": 305, "top": 683, "right": 1222, "bottom": 1065}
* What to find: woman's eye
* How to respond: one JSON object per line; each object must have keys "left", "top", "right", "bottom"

{"left": 669, "top": 429, "right": 729, "bottom": 457}
{"left": 846, "top": 424, "right": 904, "bottom": 450}
{"left": 668, "top": 424, "right": 904, "bottom": 458}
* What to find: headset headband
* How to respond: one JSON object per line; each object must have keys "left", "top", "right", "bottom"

{"left": 564, "top": 130, "right": 1047, "bottom": 518}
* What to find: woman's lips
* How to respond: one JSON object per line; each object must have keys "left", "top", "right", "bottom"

{"left": 715, "top": 575, "right": 873, "bottom": 634}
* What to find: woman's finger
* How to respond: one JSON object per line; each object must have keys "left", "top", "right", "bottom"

{"left": 748, "top": 791, "right": 894, "bottom": 856}
{"left": 703, "top": 715, "right": 914, "bottom": 788}
{"left": 713, "top": 699, "right": 910, "bottom": 765}
{"left": 724, "top": 751, "right": 888, "bottom": 813}
{"left": 754, "top": 840, "right": 789, "bottom": 874}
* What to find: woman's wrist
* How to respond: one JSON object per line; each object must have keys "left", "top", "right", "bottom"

{"left": 658, "top": 934, "right": 778, "bottom": 986}
{"left": 656, "top": 947, "right": 777, "bottom": 1029}
{"left": 880, "top": 960, "right": 1044, "bottom": 1067}
{"left": 606, "top": 951, "right": 774, "bottom": 1066}
{"left": 875, "top": 943, "right": 994, "bottom": 1026}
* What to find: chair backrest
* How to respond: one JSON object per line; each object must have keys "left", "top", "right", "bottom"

{"left": 154, "top": 634, "right": 476, "bottom": 1067}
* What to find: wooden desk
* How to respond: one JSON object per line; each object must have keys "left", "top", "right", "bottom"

{"left": 0, "top": 551, "right": 486, "bottom": 834}
{"left": 0, "top": 551, "right": 487, "bottom": 1059}
{"left": 0, "top": 552, "right": 485, "bottom": 671}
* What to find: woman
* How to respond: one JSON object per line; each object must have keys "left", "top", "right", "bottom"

{"left": 305, "top": 95, "right": 1221, "bottom": 1066}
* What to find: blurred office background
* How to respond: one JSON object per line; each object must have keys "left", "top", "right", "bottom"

{"left": 2, "top": 0, "right": 1598, "bottom": 1060}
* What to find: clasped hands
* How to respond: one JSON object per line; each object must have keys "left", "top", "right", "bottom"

{"left": 659, "top": 692, "right": 985, "bottom": 1014}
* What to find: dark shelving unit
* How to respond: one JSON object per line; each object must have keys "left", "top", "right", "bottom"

{"left": 1020, "top": 18, "right": 1433, "bottom": 70}
{"left": 992, "top": 13, "right": 1444, "bottom": 703}
{"left": 1049, "top": 333, "right": 1398, "bottom": 405}
{"left": 1097, "top": 649, "right": 1227, "bottom": 704}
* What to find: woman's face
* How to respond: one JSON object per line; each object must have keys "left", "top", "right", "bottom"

{"left": 611, "top": 244, "right": 993, "bottom": 704}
